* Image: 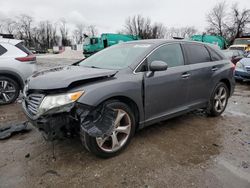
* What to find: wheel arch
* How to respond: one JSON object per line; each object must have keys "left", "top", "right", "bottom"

{"left": 0, "top": 70, "right": 24, "bottom": 89}
{"left": 219, "top": 78, "right": 231, "bottom": 94}
{"left": 100, "top": 96, "right": 140, "bottom": 130}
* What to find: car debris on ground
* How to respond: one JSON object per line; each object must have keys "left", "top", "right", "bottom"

{"left": 0, "top": 121, "right": 31, "bottom": 140}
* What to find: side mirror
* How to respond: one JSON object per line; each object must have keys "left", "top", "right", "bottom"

{"left": 149, "top": 61, "right": 168, "bottom": 72}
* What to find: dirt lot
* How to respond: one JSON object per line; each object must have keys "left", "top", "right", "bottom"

{"left": 0, "top": 55, "right": 250, "bottom": 188}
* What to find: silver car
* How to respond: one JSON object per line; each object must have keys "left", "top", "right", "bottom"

{"left": 0, "top": 38, "right": 37, "bottom": 104}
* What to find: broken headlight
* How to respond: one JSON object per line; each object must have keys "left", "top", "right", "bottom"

{"left": 38, "top": 91, "right": 84, "bottom": 114}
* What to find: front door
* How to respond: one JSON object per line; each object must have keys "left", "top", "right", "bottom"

{"left": 144, "top": 43, "right": 190, "bottom": 124}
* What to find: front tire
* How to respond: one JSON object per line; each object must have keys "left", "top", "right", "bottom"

{"left": 207, "top": 82, "right": 229, "bottom": 117}
{"left": 0, "top": 76, "right": 20, "bottom": 105}
{"left": 82, "top": 101, "right": 136, "bottom": 158}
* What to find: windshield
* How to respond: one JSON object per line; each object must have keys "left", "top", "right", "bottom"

{"left": 233, "top": 38, "right": 250, "bottom": 45}
{"left": 83, "top": 38, "right": 90, "bottom": 45}
{"left": 79, "top": 43, "right": 151, "bottom": 70}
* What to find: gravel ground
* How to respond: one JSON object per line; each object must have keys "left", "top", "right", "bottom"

{"left": 0, "top": 56, "right": 249, "bottom": 188}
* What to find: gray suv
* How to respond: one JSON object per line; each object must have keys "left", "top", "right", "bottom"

{"left": 22, "top": 40, "right": 235, "bottom": 158}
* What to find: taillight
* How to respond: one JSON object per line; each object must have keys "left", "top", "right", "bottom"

{"left": 231, "top": 62, "right": 236, "bottom": 71}
{"left": 15, "top": 55, "right": 36, "bottom": 62}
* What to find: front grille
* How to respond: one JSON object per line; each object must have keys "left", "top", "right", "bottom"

{"left": 245, "top": 66, "right": 250, "bottom": 73}
{"left": 25, "top": 94, "right": 44, "bottom": 115}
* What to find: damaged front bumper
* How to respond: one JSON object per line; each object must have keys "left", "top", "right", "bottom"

{"left": 22, "top": 100, "right": 117, "bottom": 141}
{"left": 22, "top": 101, "right": 83, "bottom": 140}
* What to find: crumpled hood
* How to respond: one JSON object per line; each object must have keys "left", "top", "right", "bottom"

{"left": 27, "top": 66, "right": 117, "bottom": 90}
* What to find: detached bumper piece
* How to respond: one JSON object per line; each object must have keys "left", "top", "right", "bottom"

{"left": 0, "top": 122, "right": 31, "bottom": 140}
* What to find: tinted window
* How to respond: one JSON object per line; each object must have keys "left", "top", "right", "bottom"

{"left": 0, "top": 44, "right": 7, "bottom": 56}
{"left": 208, "top": 47, "right": 223, "bottom": 61}
{"left": 15, "top": 42, "right": 32, "bottom": 55}
{"left": 148, "top": 44, "right": 184, "bottom": 68}
{"left": 184, "top": 44, "right": 211, "bottom": 64}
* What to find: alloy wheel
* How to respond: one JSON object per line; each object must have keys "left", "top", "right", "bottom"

{"left": 96, "top": 109, "right": 132, "bottom": 153}
{"left": 0, "top": 80, "right": 17, "bottom": 104}
{"left": 214, "top": 86, "right": 227, "bottom": 113}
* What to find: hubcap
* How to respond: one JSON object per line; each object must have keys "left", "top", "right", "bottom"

{"left": 96, "top": 109, "right": 131, "bottom": 153}
{"left": 214, "top": 86, "right": 227, "bottom": 113}
{"left": 0, "top": 80, "right": 17, "bottom": 104}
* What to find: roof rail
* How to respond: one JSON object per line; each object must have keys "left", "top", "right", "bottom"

{"left": 0, "top": 34, "right": 14, "bottom": 39}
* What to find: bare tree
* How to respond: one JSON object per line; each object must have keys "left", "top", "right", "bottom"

{"left": 0, "top": 22, "right": 4, "bottom": 33}
{"left": 206, "top": 2, "right": 250, "bottom": 44}
{"left": 166, "top": 26, "right": 197, "bottom": 39}
{"left": 2, "top": 18, "right": 16, "bottom": 34}
{"left": 87, "top": 25, "right": 98, "bottom": 37}
{"left": 227, "top": 4, "right": 250, "bottom": 42}
{"left": 16, "top": 14, "right": 34, "bottom": 47}
{"left": 206, "top": 1, "right": 227, "bottom": 37}
{"left": 73, "top": 24, "right": 86, "bottom": 44}
{"left": 59, "top": 18, "right": 70, "bottom": 46}
{"left": 123, "top": 15, "right": 166, "bottom": 39}
{"left": 151, "top": 23, "right": 167, "bottom": 39}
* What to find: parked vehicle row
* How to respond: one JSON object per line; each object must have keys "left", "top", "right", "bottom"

{"left": 222, "top": 49, "right": 245, "bottom": 64}
{"left": 21, "top": 40, "right": 235, "bottom": 158}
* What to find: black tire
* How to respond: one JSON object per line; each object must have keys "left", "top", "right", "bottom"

{"left": 82, "top": 101, "right": 136, "bottom": 158}
{"left": 0, "top": 76, "right": 20, "bottom": 105}
{"left": 207, "top": 82, "right": 229, "bottom": 117}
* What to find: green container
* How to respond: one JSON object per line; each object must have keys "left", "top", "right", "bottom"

{"left": 190, "top": 35, "right": 228, "bottom": 49}
{"left": 83, "top": 33, "right": 140, "bottom": 57}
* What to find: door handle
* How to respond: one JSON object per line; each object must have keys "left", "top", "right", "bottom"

{"left": 181, "top": 72, "right": 190, "bottom": 79}
{"left": 212, "top": 66, "right": 218, "bottom": 71}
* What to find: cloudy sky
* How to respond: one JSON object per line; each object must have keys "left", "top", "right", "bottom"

{"left": 0, "top": 0, "right": 249, "bottom": 34}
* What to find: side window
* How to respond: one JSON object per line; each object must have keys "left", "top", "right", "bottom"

{"left": 0, "top": 44, "right": 7, "bottom": 56}
{"left": 184, "top": 44, "right": 211, "bottom": 64}
{"left": 136, "top": 59, "right": 148, "bottom": 72}
{"left": 147, "top": 44, "right": 184, "bottom": 68}
{"left": 207, "top": 47, "right": 223, "bottom": 61}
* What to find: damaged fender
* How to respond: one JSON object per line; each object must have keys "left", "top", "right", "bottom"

{"left": 76, "top": 103, "right": 118, "bottom": 138}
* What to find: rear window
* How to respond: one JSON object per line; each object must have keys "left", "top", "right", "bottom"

{"left": 15, "top": 42, "right": 32, "bottom": 55}
{"left": 0, "top": 44, "right": 7, "bottom": 56}
{"left": 184, "top": 44, "right": 211, "bottom": 64}
{"left": 207, "top": 47, "right": 223, "bottom": 61}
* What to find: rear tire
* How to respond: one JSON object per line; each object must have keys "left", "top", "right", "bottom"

{"left": 0, "top": 76, "right": 20, "bottom": 105}
{"left": 82, "top": 101, "right": 136, "bottom": 158}
{"left": 207, "top": 82, "right": 229, "bottom": 117}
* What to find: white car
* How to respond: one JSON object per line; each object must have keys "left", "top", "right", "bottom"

{"left": 0, "top": 37, "right": 37, "bottom": 104}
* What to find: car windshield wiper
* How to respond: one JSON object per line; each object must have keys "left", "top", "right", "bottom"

{"left": 86, "top": 66, "right": 102, "bottom": 69}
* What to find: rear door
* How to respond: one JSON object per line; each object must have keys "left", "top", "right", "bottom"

{"left": 182, "top": 43, "right": 215, "bottom": 106}
{"left": 144, "top": 43, "right": 190, "bottom": 123}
